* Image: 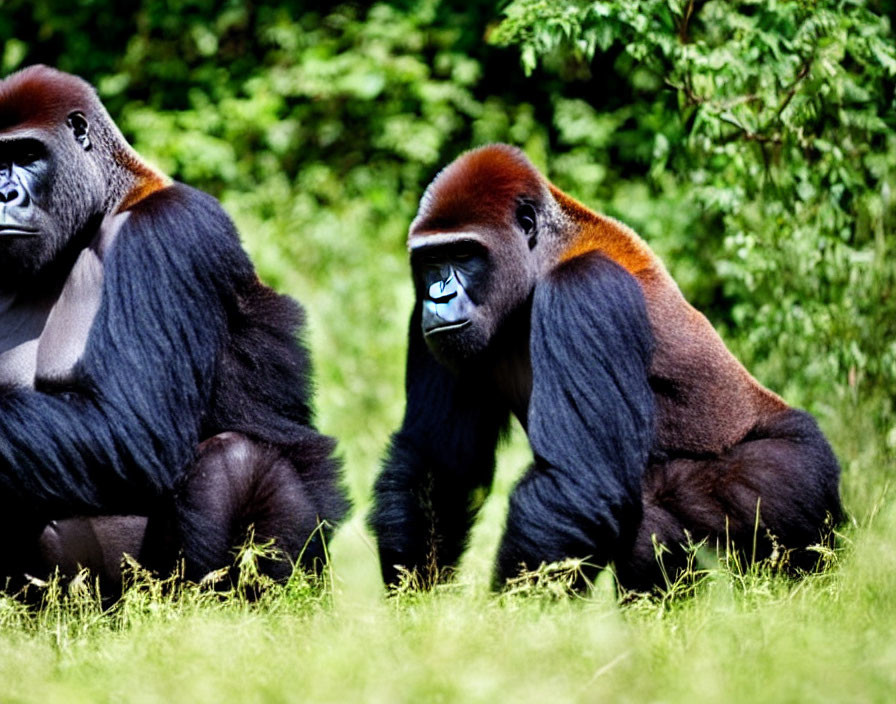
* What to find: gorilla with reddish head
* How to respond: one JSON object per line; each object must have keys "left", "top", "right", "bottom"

{"left": 0, "top": 65, "right": 347, "bottom": 588}
{"left": 371, "top": 144, "right": 842, "bottom": 592}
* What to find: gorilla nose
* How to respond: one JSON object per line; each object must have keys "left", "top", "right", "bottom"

{"left": 428, "top": 274, "right": 458, "bottom": 302}
{"left": 0, "top": 181, "right": 22, "bottom": 205}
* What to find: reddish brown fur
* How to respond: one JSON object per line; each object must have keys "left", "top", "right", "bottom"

{"left": 545, "top": 178, "right": 787, "bottom": 455}
{"left": 0, "top": 65, "right": 97, "bottom": 134}
{"left": 410, "top": 144, "right": 546, "bottom": 239}
{"left": 0, "top": 65, "right": 169, "bottom": 211}
{"left": 551, "top": 186, "right": 655, "bottom": 274}
{"left": 117, "top": 171, "right": 170, "bottom": 212}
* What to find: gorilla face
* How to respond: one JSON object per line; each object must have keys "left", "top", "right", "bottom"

{"left": 410, "top": 200, "right": 540, "bottom": 369}
{"left": 411, "top": 236, "right": 496, "bottom": 365}
{"left": 0, "top": 113, "right": 102, "bottom": 291}
{"left": 0, "top": 137, "right": 51, "bottom": 235}
{"left": 0, "top": 135, "right": 57, "bottom": 288}
{"left": 406, "top": 144, "right": 555, "bottom": 371}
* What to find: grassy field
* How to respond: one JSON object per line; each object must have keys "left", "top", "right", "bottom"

{"left": 0, "top": 202, "right": 894, "bottom": 704}
{"left": 0, "top": 442, "right": 893, "bottom": 703}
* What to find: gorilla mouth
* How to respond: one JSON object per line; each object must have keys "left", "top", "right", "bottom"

{"left": 0, "top": 225, "right": 39, "bottom": 237}
{"left": 421, "top": 286, "right": 475, "bottom": 336}
{"left": 423, "top": 319, "right": 472, "bottom": 336}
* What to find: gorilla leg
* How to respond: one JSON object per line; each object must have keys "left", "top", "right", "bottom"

{"left": 19, "top": 432, "right": 336, "bottom": 589}
{"left": 144, "top": 431, "right": 328, "bottom": 582}
{"left": 0, "top": 510, "right": 54, "bottom": 591}
{"left": 616, "top": 408, "right": 843, "bottom": 591}
{"left": 493, "top": 253, "right": 654, "bottom": 591}
{"left": 495, "top": 458, "right": 643, "bottom": 590}
{"left": 39, "top": 516, "right": 146, "bottom": 585}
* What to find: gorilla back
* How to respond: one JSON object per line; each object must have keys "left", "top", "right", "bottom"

{"left": 0, "top": 65, "right": 348, "bottom": 587}
{"left": 370, "top": 144, "right": 842, "bottom": 592}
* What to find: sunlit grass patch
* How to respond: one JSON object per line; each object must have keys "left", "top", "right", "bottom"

{"left": 0, "top": 499, "right": 892, "bottom": 704}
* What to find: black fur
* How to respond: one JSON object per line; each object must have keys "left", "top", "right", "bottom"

{"left": 371, "top": 252, "right": 655, "bottom": 588}
{"left": 616, "top": 406, "right": 843, "bottom": 590}
{"left": 495, "top": 253, "right": 654, "bottom": 584}
{"left": 370, "top": 300, "right": 510, "bottom": 587}
{"left": 0, "top": 184, "right": 347, "bottom": 578}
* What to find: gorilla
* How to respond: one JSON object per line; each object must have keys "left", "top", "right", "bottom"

{"left": 370, "top": 144, "right": 842, "bottom": 592}
{"left": 0, "top": 65, "right": 348, "bottom": 588}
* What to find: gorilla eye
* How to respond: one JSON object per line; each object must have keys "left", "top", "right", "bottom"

{"left": 516, "top": 203, "right": 536, "bottom": 235}
{"left": 9, "top": 140, "right": 44, "bottom": 166}
{"left": 20, "top": 148, "right": 41, "bottom": 164}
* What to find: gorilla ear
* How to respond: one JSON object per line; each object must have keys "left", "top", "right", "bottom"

{"left": 516, "top": 203, "right": 538, "bottom": 250}
{"left": 66, "top": 112, "right": 92, "bottom": 151}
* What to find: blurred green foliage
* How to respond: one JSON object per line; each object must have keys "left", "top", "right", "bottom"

{"left": 1, "top": 0, "right": 894, "bottom": 510}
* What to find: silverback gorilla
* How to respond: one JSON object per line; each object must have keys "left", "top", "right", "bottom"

{"left": 370, "top": 144, "right": 842, "bottom": 592}
{"left": 0, "top": 65, "right": 347, "bottom": 588}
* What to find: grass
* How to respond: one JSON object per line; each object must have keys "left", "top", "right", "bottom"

{"left": 1, "top": 499, "right": 895, "bottom": 703}
{"left": 1, "top": 196, "right": 894, "bottom": 703}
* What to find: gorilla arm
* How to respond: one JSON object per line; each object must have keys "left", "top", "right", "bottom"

{"left": 370, "top": 301, "right": 510, "bottom": 588}
{"left": 495, "top": 253, "right": 655, "bottom": 584}
{"left": 0, "top": 185, "right": 236, "bottom": 516}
